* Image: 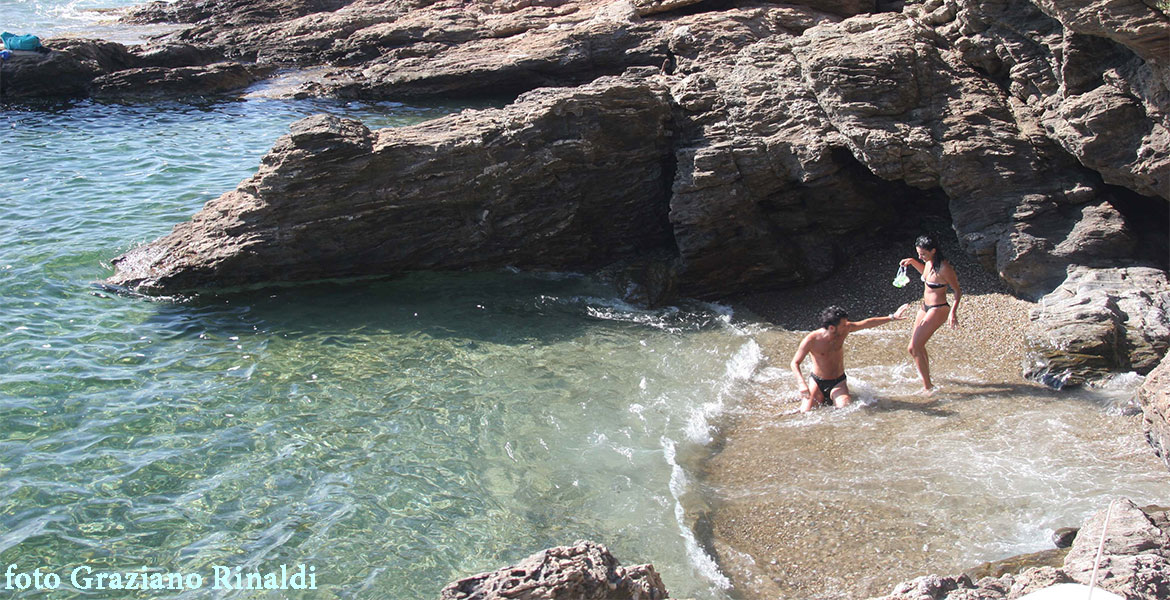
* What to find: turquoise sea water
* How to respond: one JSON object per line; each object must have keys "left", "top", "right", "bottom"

{"left": 3, "top": 4, "right": 1168, "bottom": 600}
{"left": 1, "top": 6, "right": 753, "bottom": 598}
{"left": 1, "top": 93, "right": 760, "bottom": 597}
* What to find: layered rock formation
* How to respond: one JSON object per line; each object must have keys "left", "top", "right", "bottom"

{"left": 1138, "top": 356, "right": 1170, "bottom": 472}
{"left": 871, "top": 498, "right": 1170, "bottom": 600}
{"left": 9, "top": 0, "right": 1152, "bottom": 379}
{"left": 109, "top": 72, "right": 676, "bottom": 291}
{"left": 0, "top": 39, "right": 271, "bottom": 99}
{"left": 1024, "top": 265, "right": 1170, "bottom": 387}
{"left": 438, "top": 540, "right": 668, "bottom": 600}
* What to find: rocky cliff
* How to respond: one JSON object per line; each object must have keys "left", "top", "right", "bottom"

{"left": 9, "top": 0, "right": 1163, "bottom": 379}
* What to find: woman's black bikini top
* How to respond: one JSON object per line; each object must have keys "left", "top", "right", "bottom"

{"left": 921, "top": 275, "right": 946, "bottom": 289}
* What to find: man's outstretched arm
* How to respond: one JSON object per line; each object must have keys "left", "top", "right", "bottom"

{"left": 847, "top": 303, "right": 911, "bottom": 332}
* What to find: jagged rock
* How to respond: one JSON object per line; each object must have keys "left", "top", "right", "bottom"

{"left": 663, "top": 11, "right": 1139, "bottom": 298}
{"left": 0, "top": 40, "right": 131, "bottom": 98}
{"left": 1062, "top": 499, "right": 1170, "bottom": 600}
{"left": 870, "top": 500, "right": 1170, "bottom": 600}
{"left": 126, "top": 0, "right": 359, "bottom": 27}
{"left": 906, "top": 0, "right": 1169, "bottom": 200}
{"left": 1029, "top": 0, "right": 1170, "bottom": 63}
{"left": 633, "top": 0, "right": 705, "bottom": 16}
{"left": 438, "top": 540, "right": 668, "bottom": 600}
{"left": 1138, "top": 356, "right": 1170, "bottom": 472}
{"left": 964, "top": 549, "right": 1068, "bottom": 580}
{"left": 133, "top": 43, "right": 225, "bottom": 68}
{"left": 91, "top": 62, "right": 274, "bottom": 98}
{"left": 75, "top": 0, "right": 1167, "bottom": 378}
{"left": 0, "top": 38, "right": 267, "bottom": 99}
{"left": 315, "top": 4, "right": 669, "bottom": 99}
{"left": 107, "top": 72, "right": 677, "bottom": 293}
{"left": 1024, "top": 265, "right": 1170, "bottom": 388}
{"left": 878, "top": 573, "right": 973, "bottom": 600}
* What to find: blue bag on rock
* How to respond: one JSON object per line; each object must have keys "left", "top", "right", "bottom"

{"left": 1, "top": 32, "right": 43, "bottom": 51}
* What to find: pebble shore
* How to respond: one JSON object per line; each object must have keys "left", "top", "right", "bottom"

{"left": 705, "top": 230, "right": 1047, "bottom": 599}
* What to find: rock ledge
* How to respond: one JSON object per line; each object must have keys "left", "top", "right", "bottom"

{"left": 439, "top": 540, "right": 669, "bottom": 600}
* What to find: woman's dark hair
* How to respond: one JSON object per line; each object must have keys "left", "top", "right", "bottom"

{"left": 820, "top": 305, "right": 848, "bottom": 329}
{"left": 915, "top": 233, "right": 945, "bottom": 274}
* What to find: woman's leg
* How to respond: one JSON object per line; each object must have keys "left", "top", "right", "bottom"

{"left": 908, "top": 306, "right": 948, "bottom": 391}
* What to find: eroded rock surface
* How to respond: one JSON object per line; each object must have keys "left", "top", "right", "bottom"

{"left": 438, "top": 540, "right": 668, "bottom": 600}
{"left": 63, "top": 0, "right": 1169, "bottom": 377}
{"left": 1138, "top": 356, "right": 1170, "bottom": 472}
{"left": 1024, "top": 265, "right": 1170, "bottom": 387}
{"left": 108, "top": 71, "right": 676, "bottom": 292}
{"left": 870, "top": 499, "right": 1170, "bottom": 600}
{"left": 0, "top": 38, "right": 262, "bottom": 99}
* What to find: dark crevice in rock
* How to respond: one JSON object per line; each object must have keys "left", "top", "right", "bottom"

{"left": 659, "top": 136, "right": 683, "bottom": 259}
{"left": 661, "top": 0, "right": 740, "bottom": 17}
{"left": 1103, "top": 185, "right": 1170, "bottom": 271}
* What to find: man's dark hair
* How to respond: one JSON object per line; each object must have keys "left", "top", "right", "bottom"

{"left": 820, "top": 305, "right": 848, "bottom": 329}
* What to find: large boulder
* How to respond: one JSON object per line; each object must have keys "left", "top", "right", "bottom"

{"left": 1024, "top": 265, "right": 1170, "bottom": 388}
{"left": 107, "top": 71, "right": 678, "bottom": 293}
{"left": 0, "top": 40, "right": 132, "bottom": 98}
{"left": 1138, "top": 356, "right": 1170, "bottom": 472}
{"left": 869, "top": 499, "right": 1170, "bottom": 600}
{"left": 438, "top": 540, "right": 668, "bottom": 600}
{"left": 1062, "top": 499, "right": 1170, "bottom": 599}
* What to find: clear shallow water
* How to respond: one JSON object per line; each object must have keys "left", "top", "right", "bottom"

{"left": 3, "top": 0, "right": 177, "bottom": 44}
{"left": 1, "top": 47, "right": 749, "bottom": 597}
{"left": 2, "top": 4, "right": 1167, "bottom": 600}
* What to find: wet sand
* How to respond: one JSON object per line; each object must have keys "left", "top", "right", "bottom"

{"left": 701, "top": 232, "right": 1164, "bottom": 599}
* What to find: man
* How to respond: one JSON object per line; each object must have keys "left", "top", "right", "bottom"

{"left": 791, "top": 304, "right": 910, "bottom": 412}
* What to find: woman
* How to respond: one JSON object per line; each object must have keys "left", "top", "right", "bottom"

{"left": 899, "top": 233, "right": 961, "bottom": 394}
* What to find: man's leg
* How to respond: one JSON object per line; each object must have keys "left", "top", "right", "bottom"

{"left": 830, "top": 380, "right": 851, "bottom": 408}
{"left": 802, "top": 376, "right": 824, "bottom": 412}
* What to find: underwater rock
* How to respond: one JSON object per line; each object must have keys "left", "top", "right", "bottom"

{"left": 1023, "top": 265, "right": 1170, "bottom": 388}
{"left": 438, "top": 540, "right": 668, "bottom": 600}
{"left": 1138, "top": 356, "right": 1170, "bottom": 472}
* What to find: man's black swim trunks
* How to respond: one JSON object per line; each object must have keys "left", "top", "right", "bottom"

{"left": 810, "top": 372, "right": 847, "bottom": 402}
